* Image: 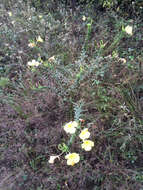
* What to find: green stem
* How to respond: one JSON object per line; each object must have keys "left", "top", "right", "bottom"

{"left": 68, "top": 133, "right": 76, "bottom": 147}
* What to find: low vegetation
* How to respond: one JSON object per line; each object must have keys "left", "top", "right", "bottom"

{"left": 0, "top": 0, "right": 143, "bottom": 189}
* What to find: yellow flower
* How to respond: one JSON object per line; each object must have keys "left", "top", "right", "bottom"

{"left": 125, "top": 25, "right": 133, "bottom": 36}
{"left": 28, "top": 42, "right": 36, "bottom": 48}
{"left": 81, "top": 140, "right": 94, "bottom": 151}
{"left": 27, "top": 59, "right": 41, "bottom": 67}
{"left": 37, "top": 36, "right": 44, "bottom": 42}
{"left": 48, "top": 155, "right": 59, "bottom": 164}
{"left": 63, "top": 121, "right": 78, "bottom": 134}
{"left": 8, "top": 12, "right": 12, "bottom": 17}
{"left": 79, "top": 128, "right": 90, "bottom": 140}
{"left": 65, "top": 153, "right": 80, "bottom": 166}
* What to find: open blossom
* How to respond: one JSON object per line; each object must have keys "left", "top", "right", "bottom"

{"left": 63, "top": 121, "right": 78, "bottom": 134}
{"left": 79, "top": 128, "right": 90, "bottom": 140}
{"left": 65, "top": 153, "right": 80, "bottom": 166}
{"left": 48, "top": 155, "right": 59, "bottom": 164}
{"left": 27, "top": 59, "right": 41, "bottom": 67}
{"left": 37, "top": 36, "right": 44, "bottom": 42}
{"left": 81, "top": 140, "right": 94, "bottom": 151}
{"left": 125, "top": 25, "right": 133, "bottom": 36}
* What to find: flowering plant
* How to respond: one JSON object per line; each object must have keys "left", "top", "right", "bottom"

{"left": 124, "top": 25, "right": 133, "bottom": 36}
{"left": 79, "top": 128, "right": 90, "bottom": 140}
{"left": 63, "top": 121, "right": 78, "bottom": 134}
{"left": 48, "top": 118, "right": 94, "bottom": 166}
{"left": 65, "top": 153, "right": 80, "bottom": 166}
{"left": 81, "top": 140, "right": 94, "bottom": 151}
{"left": 27, "top": 59, "right": 41, "bottom": 67}
{"left": 37, "top": 36, "right": 44, "bottom": 42}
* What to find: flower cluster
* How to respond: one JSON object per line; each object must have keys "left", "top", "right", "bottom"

{"left": 27, "top": 59, "right": 41, "bottom": 67}
{"left": 49, "top": 120, "right": 94, "bottom": 166}
{"left": 79, "top": 128, "right": 94, "bottom": 151}
{"left": 63, "top": 121, "right": 94, "bottom": 152}
{"left": 28, "top": 35, "right": 44, "bottom": 48}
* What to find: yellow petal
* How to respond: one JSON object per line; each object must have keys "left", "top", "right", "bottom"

{"left": 79, "top": 128, "right": 90, "bottom": 140}
{"left": 37, "top": 36, "right": 44, "bottom": 42}
{"left": 63, "top": 121, "right": 78, "bottom": 134}
{"left": 65, "top": 153, "right": 80, "bottom": 166}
